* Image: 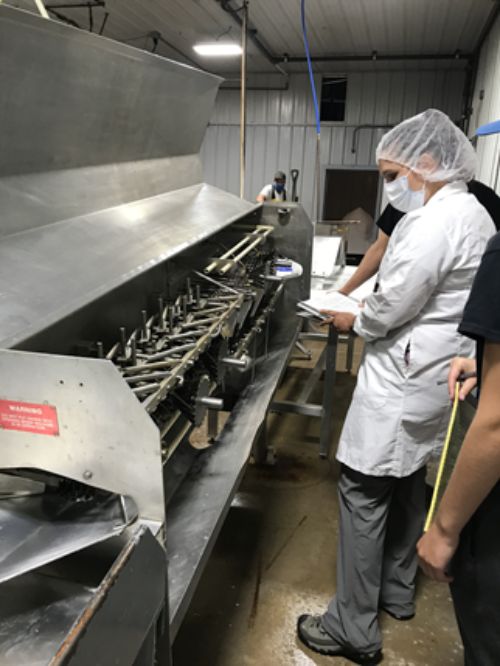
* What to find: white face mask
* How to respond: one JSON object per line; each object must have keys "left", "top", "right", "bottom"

{"left": 384, "top": 175, "right": 425, "bottom": 213}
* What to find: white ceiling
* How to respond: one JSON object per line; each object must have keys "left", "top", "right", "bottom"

{"left": 4, "top": 0, "right": 498, "bottom": 74}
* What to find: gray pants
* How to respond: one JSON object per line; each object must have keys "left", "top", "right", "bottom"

{"left": 321, "top": 464, "right": 426, "bottom": 652}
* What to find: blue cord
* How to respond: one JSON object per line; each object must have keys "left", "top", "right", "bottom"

{"left": 300, "top": 0, "right": 321, "bottom": 136}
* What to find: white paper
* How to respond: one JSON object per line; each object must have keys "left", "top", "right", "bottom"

{"left": 298, "top": 290, "right": 362, "bottom": 317}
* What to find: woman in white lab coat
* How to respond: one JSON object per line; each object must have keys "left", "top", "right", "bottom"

{"left": 297, "top": 109, "right": 495, "bottom": 665}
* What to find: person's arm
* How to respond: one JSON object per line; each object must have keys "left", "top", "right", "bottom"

{"left": 353, "top": 216, "right": 454, "bottom": 341}
{"left": 417, "top": 342, "right": 500, "bottom": 582}
{"left": 338, "top": 231, "right": 389, "bottom": 296}
{"left": 256, "top": 185, "right": 270, "bottom": 203}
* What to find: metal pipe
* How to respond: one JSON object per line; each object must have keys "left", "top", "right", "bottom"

{"left": 180, "top": 317, "right": 219, "bottom": 329}
{"left": 123, "top": 359, "right": 180, "bottom": 373}
{"left": 208, "top": 226, "right": 273, "bottom": 265}
{"left": 130, "top": 337, "right": 138, "bottom": 366}
{"left": 165, "top": 329, "right": 207, "bottom": 341}
{"left": 34, "top": 0, "right": 49, "bottom": 18}
{"left": 143, "top": 342, "right": 197, "bottom": 362}
{"left": 285, "top": 53, "right": 472, "bottom": 63}
{"left": 132, "top": 383, "right": 161, "bottom": 396}
{"left": 194, "top": 270, "right": 240, "bottom": 295}
{"left": 158, "top": 297, "right": 165, "bottom": 328}
{"left": 219, "top": 0, "right": 288, "bottom": 78}
{"left": 181, "top": 294, "right": 188, "bottom": 319}
{"left": 351, "top": 124, "right": 393, "bottom": 154}
{"left": 141, "top": 310, "right": 148, "bottom": 340}
{"left": 45, "top": 1, "right": 104, "bottom": 7}
{"left": 240, "top": 0, "right": 248, "bottom": 199}
{"left": 222, "top": 355, "right": 251, "bottom": 369}
{"left": 119, "top": 327, "right": 127, "bottom": 357}
{"left": 168, "top": 306, "right": 175, "bottom": 332}
{"left": 196, "top": 396, "right": 224, "bottom": 410}
{"left": 125, "top": 371, "right": 172, "bottom": 385}
{"left": 220, "top": 230, "right": 272, "bottom": 273}
{"left": 98, "top": 10, "right": 109, "bottom": 35}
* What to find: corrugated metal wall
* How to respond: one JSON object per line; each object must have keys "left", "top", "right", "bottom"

{"left": 470, "top": 14, "right": 500, "bottom": 193}
{"left": 201, "top": 69, "right": 466, "bottom": 218}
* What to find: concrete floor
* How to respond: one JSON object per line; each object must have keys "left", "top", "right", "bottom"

{"left": 172, "top": 340, "right": 463, "bottom": 666}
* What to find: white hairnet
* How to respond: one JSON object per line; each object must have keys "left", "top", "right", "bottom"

{"left": 376, "top": 109, "right": 476, "bottom": 182}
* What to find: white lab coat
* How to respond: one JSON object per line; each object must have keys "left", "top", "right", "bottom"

{"left": 337, "top": 182, "right": 495, "bottom": 477}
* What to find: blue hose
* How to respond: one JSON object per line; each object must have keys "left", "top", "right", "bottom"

{"left": 300, "top": 0, "right": 321, "bottom": 136}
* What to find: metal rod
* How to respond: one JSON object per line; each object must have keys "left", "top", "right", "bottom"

{"left": 141, "top": 310, "right": 148, "bottom": 339}
{"left": 130, "top": 337, "right": 137, "bottom": 366}
{"left": 196, "top": 396, "right": 224, "bottom": 410}
{"left": 181, "top": 295, "right": 188, "bottom": 319}
{"left": 96, "top": 342, "right": 104, "bottom": 359}
{"left": 33, "top": 0, "right": 49, "bottom": 18}
{"left": 194, "top": 270, "right": 240, "bottom": 295}
{"left": 351, "top": 124, "right": 393, "bottom": 154}
{"left": 165, "top": 329, "right": 207, "bottom": 341}
{"left": 119, "top": 327, "right": 127, "bottom": 357}
{"left": 46, "top": 1, "right": 104, "bottom": 7}
{"left": 222, "top": 356, "right": 250, "bottom": 369}
{"left": 206, "top": 227, "right": 274, "bottom": 272}
{"left": 143, "top": 343, "right": 196, "bottom": 362}
{"left": 168, "top": 306, "right": 175, "bottom": 332}
{"left": 132, "top": 383, "right": 161, "bottom": 396}
{"left": 123, "top": 359, "right": 179, "bottom": 373}
{"left": 240, "top": 0, "right": 248, "bottom": 198}
{"left": 315, "top": 133, "right": 321, "bottom": 224}
{"left": 158, "top": 297, "right": 165, "bottom": 327}
{"left": 125, "top": 371, "right": 172, "bottom": 385}
{"left": 219, "top": 229, "right": 274, "bottom": 274}
{"left": 99, "top": 10, "right": 109, "bottom": 35}
{"left": 180, "top": 317, "right": 218, "bottom": 329}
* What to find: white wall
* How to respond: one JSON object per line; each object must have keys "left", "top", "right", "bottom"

{"left": 470, "top": 14, "right": 500, "bottom": 193}
{"left": 201, "top": 69, "right": 466, "bottom": 219}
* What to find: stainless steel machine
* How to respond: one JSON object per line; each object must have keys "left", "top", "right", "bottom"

{"left": 0, "top": 6, "right": 312, "bottom": 665}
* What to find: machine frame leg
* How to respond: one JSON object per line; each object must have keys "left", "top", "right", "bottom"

{"left": 319, "top": 325, "right": 338, "bottom": 458}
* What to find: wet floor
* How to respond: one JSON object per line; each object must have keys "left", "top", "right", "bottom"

{"left": 172, "top": 340, "right": 463, "bottom": 666}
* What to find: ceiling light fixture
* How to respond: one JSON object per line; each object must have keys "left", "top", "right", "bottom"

{"left": 193, "top": 43, "right": 243, "bottom": 57}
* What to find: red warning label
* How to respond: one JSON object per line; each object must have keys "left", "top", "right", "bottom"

{"left": 0, "top": 400, "right": 59, "bottom": 436}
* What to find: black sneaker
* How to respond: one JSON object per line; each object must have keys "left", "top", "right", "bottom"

{"left": 379, "top": 606, "right": 415, "bottom": 622}
{"left": 297, "top": 614, "right": 383, "bottom": 664}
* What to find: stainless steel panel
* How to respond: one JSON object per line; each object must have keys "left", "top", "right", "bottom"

{"left": 0, "top": 184, "right": 257, "bottom": 349}
{"left": 0, "top": 155, "right": 203, "bottom": 239}
{"left": 0, "top": 526, "right": 166, "bottom": 666}
{"left": 0, "top": 350, "right": 164, "bottom": 523}
{"left": 0, "top": 573, "right": 95, "bottom": 666}
{"left": 0, "top": 494, "right": 136, "bottom": 583}
{"left": 0, "top": 6, "right": 220, "bottom": 179}
{"left": 57, "top": 527, "right": 167, "bottom": 666}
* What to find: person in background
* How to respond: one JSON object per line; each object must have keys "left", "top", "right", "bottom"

{"left": 256, "top": 170, "right": 287, "bottom": 202}
{"left": 417, "top": 227, "right": 500, "bottom": 665}
{"left": 338, "top": 180, "right": 500, "bottom": 298}
{"left": 297, "top": 109, "right": 495, "bottom": 665}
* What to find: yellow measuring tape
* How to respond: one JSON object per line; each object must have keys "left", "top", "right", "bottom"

{"left": 424, "top": 382, "right": 460, "bottom": 532}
